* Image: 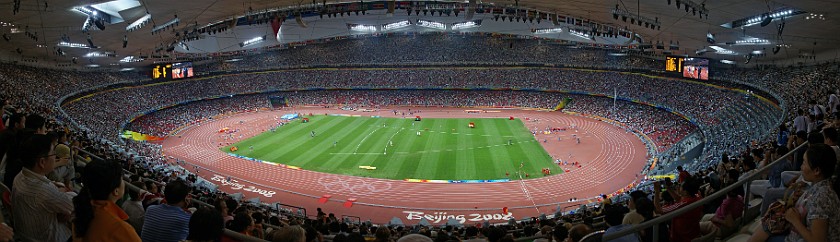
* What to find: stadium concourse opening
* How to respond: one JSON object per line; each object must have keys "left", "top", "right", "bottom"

{"left": 162, "top": 106, "right": 649, "bottom": 224}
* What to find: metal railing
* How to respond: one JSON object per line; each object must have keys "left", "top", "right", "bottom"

{"left": 601, "top": 141, "right": 808, "bottom": 241}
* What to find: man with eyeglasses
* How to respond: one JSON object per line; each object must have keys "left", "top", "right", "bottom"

{"left": 12, "top": 134, "right": 74, "bottom": 242}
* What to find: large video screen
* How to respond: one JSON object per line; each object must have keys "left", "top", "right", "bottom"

{"left": 171, "top": 62, "right": 194, "bottom": 79}
{"left": 682, "top": 58, "right": 709, "bottom": 80}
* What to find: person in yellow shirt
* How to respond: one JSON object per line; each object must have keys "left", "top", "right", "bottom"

{"left": 72, "top": 159, "right": 141, "bottom": 242}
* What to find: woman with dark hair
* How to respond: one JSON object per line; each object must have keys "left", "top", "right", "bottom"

{"left": 185, "top": 207, "right": 224, "bottom": 242}
{"left": 375, "top": 227, "right": 393, "bottom": 242}
{"left": 71, "top": 159, "right": 140, "bottom": 241}
{"left": 227, "top": 212, "right": 255, "bottom": 237}
{"left": 748, "top": 143, "right": 840, "bottom": 242}
{"left": 142, "top": 180, "right": 162, "bottom": 208}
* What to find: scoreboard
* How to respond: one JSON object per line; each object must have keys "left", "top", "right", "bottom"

{"left": 665, "top": 56, "right": 684, "bottom": 73}
{"left": 151, "top": 64, "right": 172, "bottom": 79}
{"left": 151, "top": 62, "right": 193, "bottom": 79}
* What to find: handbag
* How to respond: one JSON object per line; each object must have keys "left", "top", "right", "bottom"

{"left": 761, "top": 181, "right": 806, "bottom": 235}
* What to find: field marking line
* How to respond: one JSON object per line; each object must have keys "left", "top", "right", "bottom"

{"left": 516, "top": 170, "right": 542, "bottom": 214}
{"left": 353, "top": 126, "right": 382, "bottom": 154}
{"left": 329, "top": 153, "right": 386, "bottom": 155}
{"left": 383, "top": 127, "right": 405, "bottom": 155}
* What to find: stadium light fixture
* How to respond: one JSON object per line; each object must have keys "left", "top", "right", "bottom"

{"left": 126, "top": 13, "right": 151, "bottom": 32}
{"left": 382, "top": 21, "right": 410, "bottom": 31}
{"left": 451, "top": 20, "right": 481, "bottom": 30}
{"left": 57, "top": 41, "right": 94, "bottom": 49}
{"left": 709, "top": 45, "right": 738, "bottom": 55}
{"left": 723, "top": 9, "right": 803, "bottom": 28}
{"left": 84, "top": 52, "right": 104, "bottom": 58}
{"left": 532, "top": 28, "right": 563, "bottom": 34}
{"left": 151, "top": 15, "right": 180, "bottom": 35}
{"left": 239, "top": 35, "right": 267, "bottom": 47}
{"left": 416, "top": 20, "right": 446, "bottom": 30}
{"left": 733, "top": 38, "right": 771, "bottom": 45}
{"left": 611, "top": 8, "right": 661, "bottom": 30}
{"left": 73, "top": 6, "right": 97, "bottom": 16}
{"left": 349, "top": 24, "right": 377, "bottom": 32}
{"left": 119, "top": 56, "right": 143, "bottom": 63}
{"left": 569, "top": 29, "right": 590, "bottom": 40}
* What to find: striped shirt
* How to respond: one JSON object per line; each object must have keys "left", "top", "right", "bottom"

{"left": 141, "top": 203, "right": 191, "bottom": 242}
{"left": 12, "top": 167, "right": 73, "bottom": 242}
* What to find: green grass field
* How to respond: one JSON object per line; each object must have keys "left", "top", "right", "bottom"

{"left": 223, "top": 115, "right": 559, "bottom": 180}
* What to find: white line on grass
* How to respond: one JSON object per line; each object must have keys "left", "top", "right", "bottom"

{"left": 329, "top": 153, "right": 386, "bottom": 155}
{"left": 383, "top": 128, "right": 404, "bottom": 155}
{"left": 353, "top": 126, "right": 382, "bottom": 154}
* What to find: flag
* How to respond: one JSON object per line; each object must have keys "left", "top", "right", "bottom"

{"left": 270, "top": 15, "right": 283, "bottom": 36}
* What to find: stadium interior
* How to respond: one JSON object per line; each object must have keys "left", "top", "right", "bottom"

{"left": 1, "top": 0, "right": 839, "bottom": 242}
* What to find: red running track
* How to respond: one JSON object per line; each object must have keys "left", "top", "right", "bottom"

{"left": 162, "top": 107, "right": 648, "bottom": 225}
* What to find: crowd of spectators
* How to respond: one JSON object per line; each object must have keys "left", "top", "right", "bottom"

{"left": 563, "top": 95, "right": 698, "bottom": 153}
{"left": 124, "top": 95, "right": 272, "bottom": 137}
{"left": 203, "top": 34, "right": 662, "bottom": 72}
{"left": 61, "top": 67, "right": 782, "bottom": 170}
{"left": 716, "top": 62, "right": 840, "bottom": 122}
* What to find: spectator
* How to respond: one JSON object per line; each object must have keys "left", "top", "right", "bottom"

{"left": 677, "top": 166, "right": 690, "bottom": 184}
{"left": 185, "top": 207, "right": 225, "bottom": 242}
{"left": 251, "top": 210, "right": 266, "bottom": 238}
{"left": 623, "top": 190, "right": 647, "bottom": 225}
{"left": 223, "top": 197, "right": 239, "bottom": 223}
{"left": 305, "top": 225, "right": 323, "bottom": 242}
{"left": 375, "top": 226, "right": 393, "bottom": 242}
{"left": 141, "top": 179, "right": 192, "bottom": 242}
{"left": 47, "top": 131, "right": 74, "bottom": 191}
{"left": 633, "top": 197, "right": 665, "bottom": 242}
{"left": 462, "top": 226, "right": 487, "bottom": 242}
{"left": 749, "top": 143, "right": 840, "bottom": 242}
{"left": 567, "top": 224, "right": 593, "bottom": 242}
{"left": 0, "top": 112, "right": 25, "bottom": 185}
{"left": 654, "top": 178, "right": 703, "bottom": 242}
{"left": 71, "top": 159, "right": 140, "bottom": 241}
{"left": 6, "top": 113, "right": 47, "bottom": 190}
{"left": 122, "top": 181, "right": 147, "bottom": 234}
{"left": 777, "top": 124, "right": 790, "bottom": 148}
{"left": 227, "top": 211, "right": 255, "bottom": 239}
{"left": 270, "top": 225, "right": 306, "bottom": 242}
{"left": 603, "top": 205, "right": 640, "bottom": 242}
{"left": 12, "top": 134, "right": 74, "bottom": 242}
{"left": 792, "top": 109, "right": 808, "bottom": 133}
{"left": 397, "top": 234, "right": 433, "bottom": 242}
{"left": 552, "top": 224, "right": 569, "bottom": 242}
{"left": 699, "top": 186, "right": 743, "bottom": 237}
{"left": 142, "top": 180, "right": 162, "bottom": 208}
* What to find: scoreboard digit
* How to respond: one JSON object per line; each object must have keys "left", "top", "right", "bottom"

{"left": 152, "top": 64, "right": 172, "bottom": 79}
{"left": 665, "top": 56, "right": 684, "bottom": 73}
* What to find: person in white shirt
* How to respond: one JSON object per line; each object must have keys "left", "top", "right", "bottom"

{"left": 828, "top": 91, "right": 839, "bottom": 119}
{"left": 12, "top": 134, "right": 74, "bottom": 242}
{"left": 122, "top": 181, "right": 147, "bottom": 234}
{"left": 792, "top": 109, "right": 809, "bottom": 133}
